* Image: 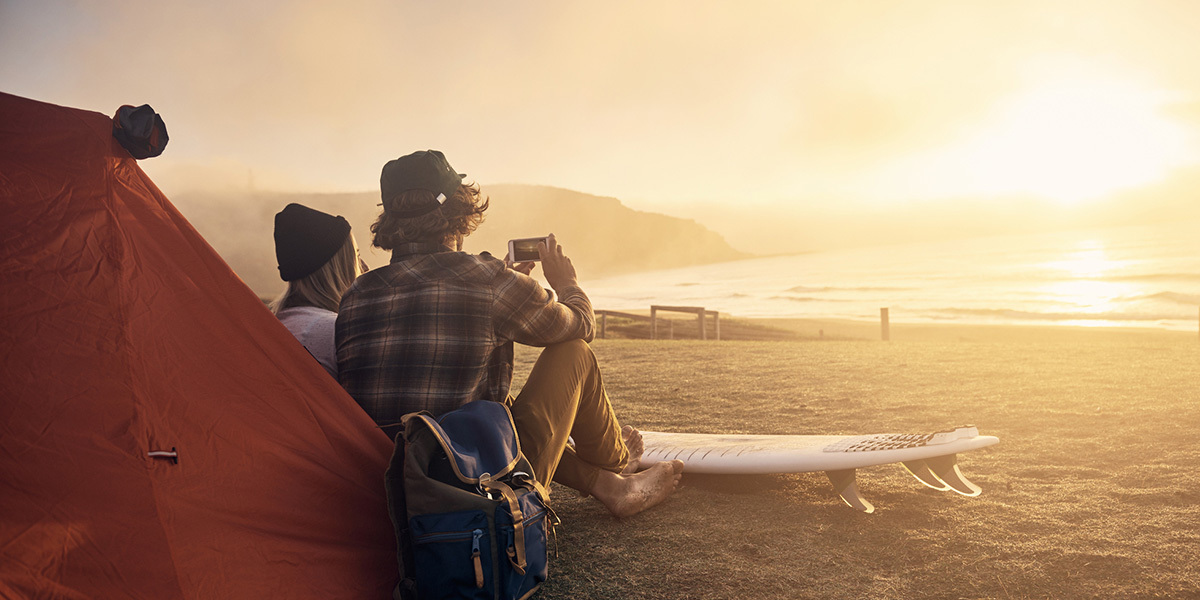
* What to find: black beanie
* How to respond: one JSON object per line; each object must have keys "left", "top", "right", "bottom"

{"left": 274, "top": 203, "right": 352, "bottom": 281}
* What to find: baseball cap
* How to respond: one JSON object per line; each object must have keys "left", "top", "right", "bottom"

{"left": 379, "top": 150, "right": 466, "bottom": 218}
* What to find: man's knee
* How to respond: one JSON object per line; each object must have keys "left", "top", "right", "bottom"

{"left": 544, "top": 338, "right": 595, "bottom": 360}
{"left": 533, "top": 338, "right": 598, "bottom": 378}
{"left": 546, "top": 338, "right": 591, "bottom": 357}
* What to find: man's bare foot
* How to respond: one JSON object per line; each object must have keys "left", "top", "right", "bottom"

{"left": 621, "top": 425, "right": 644, "bottom": 475}
{"left": 591, "top": 459, "right": 685, "bottom": 518}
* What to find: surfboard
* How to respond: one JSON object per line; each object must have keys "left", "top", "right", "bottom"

{"left": 639, "top": 425, "right": 999, "bottom": 513}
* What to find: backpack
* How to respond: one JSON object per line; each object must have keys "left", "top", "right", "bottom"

{"left": 385, "top": 401, "right": 557, "bottom": 600}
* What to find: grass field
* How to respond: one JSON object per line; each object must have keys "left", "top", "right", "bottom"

{"left": 510, "top": 325, "right": 1200, "bottom": 599}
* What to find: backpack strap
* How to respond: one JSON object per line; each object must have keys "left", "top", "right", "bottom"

{"left": 384, "top": 426, "right": 418, "bottom": 600}
{"left": 512, "top": 471, "right": 552, "bottom": 506}
{"left": 478, "top": 474, "right": 528, "bottom": 575}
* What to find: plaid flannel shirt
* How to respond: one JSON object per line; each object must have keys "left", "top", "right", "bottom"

{"left": 336, "top": 242, "right": 594, "bottom": 431}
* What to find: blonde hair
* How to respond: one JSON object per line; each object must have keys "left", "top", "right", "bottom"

{"left": 270, "top": 234, "right": 363, "bottom": 314}
{"left": 371, "top": 183, "right": 488, "bottom": 250}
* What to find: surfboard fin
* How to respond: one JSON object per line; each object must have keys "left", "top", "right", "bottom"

{"left": 924, "top": 454, "right": 982, "bottom": 496}
{"left": 825, "top": 469, "right": 874, "bottom": 513}
{"left": 902, "top": 460, "right": 952, "bottom": 491}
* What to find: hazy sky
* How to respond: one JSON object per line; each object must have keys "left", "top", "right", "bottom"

{"left": 4, "top": 1, "right": 1200, "bottom": 248}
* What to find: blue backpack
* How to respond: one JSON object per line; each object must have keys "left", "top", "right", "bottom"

{"left": 385, "top": 401, "right": 556, "bottom": 600}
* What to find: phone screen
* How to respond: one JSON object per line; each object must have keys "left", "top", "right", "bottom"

{"left": 509, "top": 237, "right": 547, "bottom": 262}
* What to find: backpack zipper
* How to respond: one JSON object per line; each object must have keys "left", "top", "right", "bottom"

{"left": 414, "top": 529, "right": 477, "bottom": 543}
{"left": 471, "top": 528, "right": 484, "bottom": 589}
{"left": 414, "top": 528, "right": 487, "bottom": 590}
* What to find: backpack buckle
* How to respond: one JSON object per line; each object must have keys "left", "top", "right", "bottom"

{"left": 477, "top": 473, "right": 501, "bottom": 500}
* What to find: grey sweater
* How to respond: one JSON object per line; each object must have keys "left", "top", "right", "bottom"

{"left": 276, "top": 306, "right": 338, "bottom": 379}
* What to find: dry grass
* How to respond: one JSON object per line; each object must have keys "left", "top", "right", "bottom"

{"left": 511, "top": 330, "right": 1200, "bottom": 599}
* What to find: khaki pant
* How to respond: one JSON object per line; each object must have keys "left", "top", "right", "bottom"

{"left": 508, "top": 340, "right": 629, "bottom": 494}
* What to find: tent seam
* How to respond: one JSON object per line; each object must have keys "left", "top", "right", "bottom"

{"left": 105, "top": 154, "right": 191, "bottom": 600}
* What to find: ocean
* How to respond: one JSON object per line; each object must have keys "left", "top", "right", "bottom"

{"left": 584, "top": 219, "right": 1200, "bottom": 331}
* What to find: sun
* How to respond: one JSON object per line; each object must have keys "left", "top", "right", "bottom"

{"left": 855, "top": 70, "right": 1195, "bottom": 207}
{"left": 957, "top": 77, "right": 1192, "bottom": 205}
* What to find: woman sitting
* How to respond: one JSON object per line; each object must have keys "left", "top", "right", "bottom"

{"left": 270, "top": 203, "right": 366, "bottom": 379}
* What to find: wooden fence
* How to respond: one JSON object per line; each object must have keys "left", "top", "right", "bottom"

{"left": 595, "top": 306, "right": 720, "bottom": 340}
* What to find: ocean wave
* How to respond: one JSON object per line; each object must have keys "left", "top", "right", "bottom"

{"left": 785, "top": 285, "right": 913, "bottom": 293}
{"left": 1106, "top": 291, "right": 1200, "bottom": 306}
{"left": 1105, "top": 273, "right": 1200, "bottom": 283}
{"left": 1142, "top": 291, "right": 1200, "bottom": 305}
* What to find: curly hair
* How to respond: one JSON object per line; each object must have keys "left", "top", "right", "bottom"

{"left": 371, "top": 183, "right": 489, "bottom": 250}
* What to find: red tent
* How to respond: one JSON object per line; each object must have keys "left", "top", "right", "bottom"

{"left": 0, "top": 92, "right": 397, "bottom": 599}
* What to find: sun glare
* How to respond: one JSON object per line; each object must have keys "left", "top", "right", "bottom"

{"left": 1041, "top": 240, "right": 1126, "bottom": 277}
{"left": 1039, "top": 240, "right": 1136, "bottom": 315}
{"left": 960, "top": 78, "right": 1191, "bottom": 204}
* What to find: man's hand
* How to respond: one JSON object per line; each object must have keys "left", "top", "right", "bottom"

{"left": 504, "top": 252, "right": 536, "bottom": 276}
{"left": 539, "top": 233, "right": 578, "bottom": 292}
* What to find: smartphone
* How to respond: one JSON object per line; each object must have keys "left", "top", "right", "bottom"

{"left": 508, "top": 236, "right": 548, "bottom": 263}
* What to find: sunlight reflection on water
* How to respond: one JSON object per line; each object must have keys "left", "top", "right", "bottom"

{"left": 586, "top": 222, "right": 1200, "bottom": 331}
{"left": 1040, "top": 240, "right": 1129, "bottom": 278}
{"left": 1040, "top": 280, "right": 1136, "bottom": 314}
{"left": 1038, "top": 241, "right": 1139, "bottom": 315}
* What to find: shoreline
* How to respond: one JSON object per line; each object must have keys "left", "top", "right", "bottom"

{"left": 743, "top": 315, "right": 1197, "bottom": 343}
{"left": 594, "top": 307, "right": 1197, "bottom": 343}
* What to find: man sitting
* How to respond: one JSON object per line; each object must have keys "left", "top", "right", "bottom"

{"left": 336, "top": 150, "right": 683, "bottom": 517}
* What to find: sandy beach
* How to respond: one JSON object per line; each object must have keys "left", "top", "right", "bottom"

{"left": 512, "top": 324, "right": 1200, "bottom": 599}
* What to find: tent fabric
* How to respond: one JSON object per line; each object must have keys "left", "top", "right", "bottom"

{"left": 0, "top": 92, "right": 397, "bottom": 599}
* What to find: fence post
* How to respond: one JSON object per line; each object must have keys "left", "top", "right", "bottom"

{"left": 713, "top": 312, "right": 720, "bottom": 341}
{"left": 599, "top": 313, "right": 607, "bottom": 339}
{"left": 650, "top": 306, "right": 658, "bottom": 340}
{"left": 881, "top": 307, "right": 890, "bottom": 342}
{"left": 697, "top": 309, "right": 707, "bottom": 341}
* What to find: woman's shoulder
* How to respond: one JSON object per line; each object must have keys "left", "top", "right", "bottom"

{"left": 276, "top": 305, "right": 337, "bottom": 324}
